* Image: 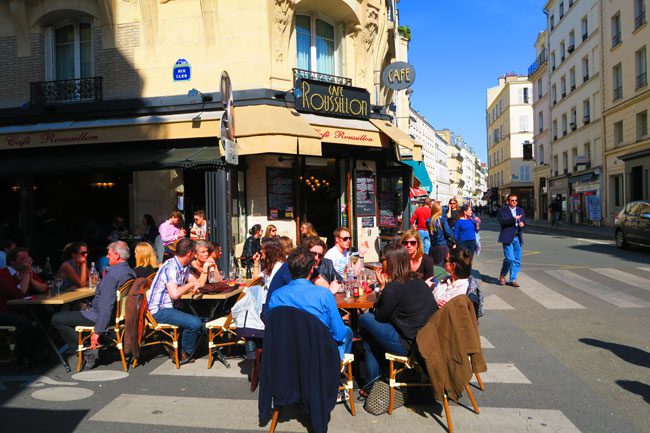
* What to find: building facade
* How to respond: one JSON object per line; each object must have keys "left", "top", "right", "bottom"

{"left": 601, "top": 0, "right": 649, "bottom": 223}
{"left": 486, "top": 74, "right": 535, "bottom": 214}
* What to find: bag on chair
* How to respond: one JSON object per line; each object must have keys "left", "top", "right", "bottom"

{"left": 363, "top": 378, "right": 404, "bottom": 415}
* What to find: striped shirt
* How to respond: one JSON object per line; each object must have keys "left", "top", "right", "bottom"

{"left": 147, "top": 256, "right": 190, "bottom": 315}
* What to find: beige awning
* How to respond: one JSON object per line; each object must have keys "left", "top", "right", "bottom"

{"left": 300, "top": 113, "right": 384, "bottom": 148}
{"left": 233, "top": 105, "right": 322, "bottom": 155}
{"left": 369, "top": 118, "right": 415, "bottom": 150}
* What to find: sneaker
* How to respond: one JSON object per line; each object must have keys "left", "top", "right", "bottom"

{"left": 336, "top": 389, "right": 349, "bottom": 404}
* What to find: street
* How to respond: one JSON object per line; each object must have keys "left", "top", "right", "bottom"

{"left": 1, "top": 218, "right": 649, "bottom": 433}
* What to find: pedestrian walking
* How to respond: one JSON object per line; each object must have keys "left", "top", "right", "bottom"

{"left": 428, "top": 202, "right": 456, "bottom": 266}
{"left": 445, "top": 197, "right": 460, "bottom": 231}
{"left": 549, "top": 196, "right": 562, "bottom": 226}
{"left": 497, "top": 194, "right": 525, "bottom": 287}
{"left": 410, "top": 197, "right": 432, "bottom": 254}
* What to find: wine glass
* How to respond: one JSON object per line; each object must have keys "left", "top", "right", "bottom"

{"left": 54, "top": 277, "right": 64, "bottom": 296}
{"left": 46, "top": 280, "right": 55, "bottom": 297}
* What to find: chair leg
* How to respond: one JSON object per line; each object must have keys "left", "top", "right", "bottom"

{"left": 465, "top": 384, "right": 480, "bottom": 414}
{"left": 173, "top": 329, "right": 180, "bottom": 369}
{"left": 269, "top": 408, "right": 280, "bottom": 433}
{"left": 76, "top": 332, "right": 84, "bottom": 372}
{"left": 475, "top": 372, "right": 485, "bottom": 391}
{"left": 443, "top": 394, "right": 453, "bottom": 433}
{"left": 387, "top": 360, "right": 395, "bottom": 415}
{"left": 207, "top": 329, "right": 213, "bottom": 369}
{"left": 346, "top": 361, "right": 356, "bottom": 416}
{"left": 116, "top": 330, "right": 127, "bottom": 372}
{"left": 250, "top": 348, "right": 262, "bottom": 392}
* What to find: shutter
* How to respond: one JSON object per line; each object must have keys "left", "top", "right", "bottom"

{"left": 44, "top": 26, "right": 55, "bottom": 81}
{"left": 335, "top": 23, "right": 345, "bottom": 77}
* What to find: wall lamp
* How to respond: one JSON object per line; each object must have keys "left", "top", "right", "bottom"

{"left": 274, "top": 88, "right": 303, "bottom": 100}
{"left": 188, "top": 88, "right": 213, "bottom": 102}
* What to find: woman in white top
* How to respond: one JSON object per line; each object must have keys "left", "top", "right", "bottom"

{"left": 260, "top": 238, "right": 286, "bottom": 289}
{"left": 433, "top": 247, "right": 474, "bottom": 309}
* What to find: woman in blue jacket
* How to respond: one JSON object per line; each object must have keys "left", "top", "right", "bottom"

{"left": 453, "top": 205, "right": 477, "bottom": 257}
{"left": 428, "top": 203, "right": 456, "bottom": 266}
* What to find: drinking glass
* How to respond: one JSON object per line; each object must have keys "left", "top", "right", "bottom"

{"left": 54, "top": 277, "right": 64, "bottom": 296}
{"left": 47, "top": 280, "right": 55, "bottom": 297}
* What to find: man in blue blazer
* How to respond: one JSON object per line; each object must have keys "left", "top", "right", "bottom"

{"left": 497, "top": 194, "right": 526, "bottom": 287}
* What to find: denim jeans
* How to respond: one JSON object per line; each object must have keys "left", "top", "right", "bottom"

{"left": 418, "top": 229, "right": 431, "bottom": 255}
{"left": 359, "top": 313, "right": 407, "bottom": 385}
{"left": 51, "top": 311, "right": 95, "bottom": 349}
{"left": 339, "top": 326, "right": 353, "bottom": 360}
{"left": 552, "top": 212, "right": 562, "bottom": 226}
{"left": 153, "top": 308, "right": 203, "bottom": 355}
{"left": 500, "top": 236, "right": 522, "bottom": 282}
{"left": 458, "top": 239, "right": 476, "bottom": 257}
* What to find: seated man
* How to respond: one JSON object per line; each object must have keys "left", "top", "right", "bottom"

{"left": 147, "top": 238, "right": 211, "bottom": 364}
{"left": 52, "top": 241, "right": 135, "bottom": 367}
{"left": 0, "top": 247, "right": 47, "bottom": 367}
{"left": 268, "top": 247, "right": 352, "bottom": 360}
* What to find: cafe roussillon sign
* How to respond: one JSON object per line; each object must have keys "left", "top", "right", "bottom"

{"left": 295, "top": 79, "right": 370, "bottom": 120}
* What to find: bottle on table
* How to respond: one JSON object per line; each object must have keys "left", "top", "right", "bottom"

{"left": 89, "top": 262, "right": 100, "bottom": 289}
{"left": 352, "top": 276, "right": 360, "bottom": 299}
{"left": 43, "top": 257, "right": 52, "bottom": 277}
{"left": 208, "top": 266, "right": 216, "bottom": 284}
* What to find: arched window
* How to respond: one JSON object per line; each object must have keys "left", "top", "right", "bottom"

{"left": 46, "top": 20, "right": 93, "bottom": 81}
{"left": 296, "top": 15, "right": 341, "bottom": 76}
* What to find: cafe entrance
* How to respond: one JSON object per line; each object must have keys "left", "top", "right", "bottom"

{"left": 300, "top": 157, "right": 339, "bottom": 246}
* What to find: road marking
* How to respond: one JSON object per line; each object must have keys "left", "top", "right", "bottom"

{"left": 470, "top": 363, "right": 531, "bottom": 384}
{"left": 150, "top": 359, "right": 249, "bottom": 378}
{"left": 637, "top": 266, "right": 650, "bottom": 274}
{"left": 545, "top": 270, "right": 650, "bottom": 308}
{"left": 483, "top": 294, "right": 514, "bottom": 310}
{"left": 72, "top": 370, "right": 129, "bottom": 382}
{"left": 574, "top": 238, "right": 612, "bottom": 245}
{"left": 592, "top": 268, "right": 650, "bottom": 292}
{"left": 31, "top": 386, "right": 94, "bottom": 402}
{"left": 480, "top": 336, "right": 495, "bottom": 348}
{"left": 90, "top": 394, "right": 583, "bottom": 432}
{"left": 516, "top": 273, "right": 585, "bottom": 309}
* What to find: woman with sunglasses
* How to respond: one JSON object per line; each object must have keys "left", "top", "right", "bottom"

{"left": 446, "top": 198, "right": 460, "bottom": 230}
{"left": 358, "top": 243, "right": 436, "bottom": 391}
{"left": 262, "top": 224, "right": 278, "bottom": 242}
{"left": 400, "top": 229, "right": 434, "bottom": 281}
{"left": 58, "top": 241, "right": 89, "bottom": 291}
{"left": 453, "top": 205, "right": 477, "bottom": 257}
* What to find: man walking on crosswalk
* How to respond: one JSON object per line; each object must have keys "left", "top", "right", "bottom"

{"left": 497, "top": 194, "right": 526, "bottom": 287}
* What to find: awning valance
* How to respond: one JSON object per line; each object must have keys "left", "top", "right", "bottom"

{"left": 300, "top": 113, "right": 383, "bottom": 148}
{"left": 369, "top": 118, "right": 415, "bottom": 150}
{"left": 402, "top": 160, "right": 433, "bottom": 193}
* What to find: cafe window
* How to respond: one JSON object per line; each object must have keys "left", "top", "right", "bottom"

{"left": 296, "top": 14, "right": 343, "bottom": 76}
{"left": 45, "top": 20, "right": 93, "bottom": 81}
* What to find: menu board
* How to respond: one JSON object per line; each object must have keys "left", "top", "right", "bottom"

{"left": 267, "top": 168, "right": 295, "bottom": 220}
{"left": 355, "top": 171, "right": 376, "bottom": 216}
{"left": 378, "top": 192, "right": 400, "bottom": 228}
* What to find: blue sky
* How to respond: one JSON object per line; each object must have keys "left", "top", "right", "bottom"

{"left": 398, "top": 1, "right": 547, "bottom": 162}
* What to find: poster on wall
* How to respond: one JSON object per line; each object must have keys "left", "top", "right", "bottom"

{"left": 267, "top": 168, "right": 295, "bottom": 220}
{"left": 586, "top": 195, "right": 601, "bottom": 221}
{"left": 355, "top": 171, "right": 376, "bottom": 216}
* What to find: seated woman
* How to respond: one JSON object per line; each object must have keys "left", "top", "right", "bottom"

{"left": 358, "top": 243, "right": 436, "bottom": 389}
{"left": 400, "top": 229, "right": 434, "bottom": 281}
{"left": 261, "top": 224, "right": 277, "bottom": 243}
{"left": 190, "top": 241, "right": 219, "bottom": 282}
{"left": 58, "top": 242, "right": 89, "bottom": 290}
{"left": 300, "top": 221, "right": 318, "bottom": 242}
{"left": 428, "top": 202, "right": 455, "bottom": 266}
{"left": 453, "top": 205, "right": 477, "bottom": 257}
{"left": 133, "top": 242, "right": 159, "bottom": 278}
{"left": 433, "top": 247, "right": 473, "bottom": 309}
{"left": 279, "top": 236, "right": 293, "bottom": 258}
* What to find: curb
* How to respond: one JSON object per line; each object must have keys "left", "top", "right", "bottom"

{"left": 524, "top": 221, "right": 613, "bottom": 240}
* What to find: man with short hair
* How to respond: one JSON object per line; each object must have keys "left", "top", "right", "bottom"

{"left": 147, "top": 238, "right": 209, "bottom": 363}
{"left": 190, "top": 209, "right": 208, "bottom": 240}
{"left": 497, "top": 194, "right": 526, "bottom": 287}
{"left": 410, "top": 197, "right": 432, "bottom": 254}
{"left": 52, "top": 241, "right": 136, "bottom": 367}
{"left": 324, "top": 227, "right": 369, "bottom": 277}
{"left": 268, "top": 247, "right": 352, "bottom": 359}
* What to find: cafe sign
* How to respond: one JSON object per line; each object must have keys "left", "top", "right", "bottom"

{"left": 381, "top": 61, "right": 416, "bottom": 91}
{"left": 313, "top": 126, "right": 381, "bottom": 147}
{"left": 295, "top": 79, "right": 370, "bottom": 120}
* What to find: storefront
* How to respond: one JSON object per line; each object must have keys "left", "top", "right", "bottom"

{"left": 569, "top": 171, "right": 601, "bottom": 225}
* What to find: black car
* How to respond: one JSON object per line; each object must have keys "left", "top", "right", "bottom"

{"left": 614, "top": 200, "right": 650, "bottom": 249}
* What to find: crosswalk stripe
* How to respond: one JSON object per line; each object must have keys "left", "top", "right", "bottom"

{"left": 470, "top": 363, "right": 531, "bottom": 384}
{"left": 480, "top": 336, "right": 495, "bottom": 349}
{"left": 638, "top": 267, "right": 650, "bottom": 273}
{"left": 483, "top": 294, "right": 514, "bottom": 310}
{"left": 90, "top": 394, "right": 582, "bottom": 432}
{"left": 516, "top": 273, "right": 585, "bottom": 309}
{"left": 150, "top": 359, "right": 249, "bottom": 379}
{"left": 592, "top": 268, "right": 650, "bottom": 292}
{"left": 545, "top": 270, "right": 650, "bottom": 308}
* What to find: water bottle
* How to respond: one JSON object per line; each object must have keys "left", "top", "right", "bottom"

{"left": 43, "top": 257, "right": 52, "bottom": 277}
{"left": 346, "top": 264, "right": 355, "bottom": 299}
{"left": 208, "top": 266, "right": 216, "bottom": 283}
{"left": 89, "top": 262, "right": 99, "bottom": 289}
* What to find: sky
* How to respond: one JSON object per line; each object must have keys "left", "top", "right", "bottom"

{"left": 398, "top": 0, "right": 547, "bottom": 162}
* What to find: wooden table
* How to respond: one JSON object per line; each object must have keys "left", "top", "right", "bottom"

{"left": 336, "top": 291, "right": 378, "bottom": 333}
{"left": 8, "top": 287, "right": 96, "bottom": 372}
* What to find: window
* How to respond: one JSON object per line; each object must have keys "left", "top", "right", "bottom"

{"left": 635, "top": 0, "right": 647, "bottom": 29}
{"left": 553, "top": 155, "right": 559, "bottom": 173}
{"left": 559, "top": 2, "right": 564, "bottom": 18}
{"left": 551, "top": 51, "right": 556, "bottom": 70}
{"left": 637, "top": 110, "right": 648, "bottom": 140}
{"left": 569, "top": 31, "right": 575, "bottom": 51}
{"left": 614, "top": 120, "right": 623, "bottom": 144}
{"left": 537, "top": 78, "right": 543, "bottom": 99}
{"left": 519, "top": 115, "right": 529, "bottom": 132}
{"left": 523, "top": 87, "right": 529, "bottom": 104}
{"left": 551, "top": 14, "right": 555, "bottom": 30}
{"left": 552, "top": 84, "right": 557, "bottom": 103}
{"left": 582, "top": 56, "right": 589, "bottom": 81}
{"left": 581, "top": 16, "right": 588, "bottom": 40}
{"left": 571, "top": 148, "right": 578, "bottom": 169}
{"left": 611, "top": 13, "right": 621, "bottom": 47}
{"left": 46, "top": 22, "right": 93, "bottom": 81}
{"left": 561, "top": 76, "right": 566, "bottom": 97}
{"left": 569, "top": 67, "right": 576, "bottom": 90}
{"left": 553, "top": 119, "right": 558, "bottom": 139}
{"left": 562, "top": 152, "right": 568, "bottom": 173}
{"left": 560, "top": 41, "right": 566, "bottom": 61}
{"left": 636, "top": 46, "right": 647, "bottom": 89}
{"left": 538, "top": 112, "right": 544, "bottom": 133}
{"left": 613, "top": 63, "right": 623, "bottom": 100}
{"left": 570, "top": 107, "right": 577, "bottom": 130}
{"left": 520, "top": 165, "right": 531, "bottom": 182}
{"left": 539, "top": 144, "right": 545, "bottom": 164}
{"left": 562, "top": 114, "right": 568, "bottom": 135}
{"left": 584, "top": 142, "right": 591, "bottom": 163}
{"left": 296, "top": 15, "right": 340, "bottom": 76}
{"left": 583, "top": 98, "right": 591, "bottom": 123}
{"left": 613, "top": 175, "right": 623, "bottom": 207}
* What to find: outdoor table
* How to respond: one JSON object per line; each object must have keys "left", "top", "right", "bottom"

{"left": 8, "top": 287, "right": 96, "bottom": 372}
{"left": 181, "top": 285, "right": 245, "bottom": 320}
{"left": 335, "top": 290, "right": 378, "bottom": 333}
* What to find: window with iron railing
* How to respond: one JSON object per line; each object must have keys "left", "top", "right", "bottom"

{"left": 635, "top": 0, "right": 646, "bottom": 29}
{"left": 30, "top": 76, "right": 102, "bottom": 105}
{"left": 636, "top": 46, "right": 647, "bottom": 89}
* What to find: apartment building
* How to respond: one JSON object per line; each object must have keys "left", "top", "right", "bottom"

{"left": 601, "top": 0, "right": 649, "bottom": 223}
{"left": 486, "top": 74, "right": 535, "bottom": 214}
{"left": 545, "top": 0, "right": 604, "bottom": 224}
{"left": 436, "top": 129, "right": 461, "bottom": 199}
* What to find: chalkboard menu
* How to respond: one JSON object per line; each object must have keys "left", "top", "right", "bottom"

{"left": 267, "top": 168, "right": 295, "bottom": 220}
{"left": 355, "top": 171, "right": 376, "bottom": 216}
{"left": 378, "top": 192, "right": 400, "bottom": 228}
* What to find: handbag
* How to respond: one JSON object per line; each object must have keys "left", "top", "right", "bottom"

{"left": 363, "top": 378, "right": 404, "bottom": 415}
{"left": 438, "top": 220, "right": 456, "bottom": 248}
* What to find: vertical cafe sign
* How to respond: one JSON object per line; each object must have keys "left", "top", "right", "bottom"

{"left": 294, "top": 79, "right": 370, "bottom": 119}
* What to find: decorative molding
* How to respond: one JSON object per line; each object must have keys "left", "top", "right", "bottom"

{"left": 272, "top": 0, "right": 296, "bottom": 63}
{"left": 362, "top": 3, "right": 379, "bottom": 52}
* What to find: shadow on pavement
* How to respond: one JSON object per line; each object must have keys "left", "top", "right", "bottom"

{"left": 579, "top": 338, "right": 650, "bottom": 368}
{"left": 0, "top": 408, "right": 88, "bottom": 433}
{"left": 616, "top": 380, "right": 650, "bottom": 404}
{"left": 569, "top": 243, "right": 650, "bottom": 264}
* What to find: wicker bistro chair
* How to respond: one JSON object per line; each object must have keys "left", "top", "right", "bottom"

{"left": 205, "top": 276, "right": 263, "bottom": 369}
{"left": 139, "top": 297, "right": 181, "bottom": 369}
{"left": 75, "top": 278, "right": 135, "bottom": 372}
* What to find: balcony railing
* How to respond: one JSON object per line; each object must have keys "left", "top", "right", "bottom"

{"left": 30, "top": 77, "right": 102, "bottom": 105}
{"left": 528, "top": 50, "right": 548, "bottom": 78}
{"left": 635, "top": 12, "right": 646, "bottom": 30}
{"left": 613, "top": 86, "right": 623, "bottom": 100}
{"left": 583, "top": 73, "right": 590, "bottom": 82}
{"left": 582, "top": 32, "right": 588, "bottom": 41}
{"left": 637, "top": 72, "right": 648, "bottom": 89}
{"left": 611, "top": 32, "right": 621, "bottom": 48}
{"left": 293, "top": 68, "right": 352, "bottom": 86}
{"left": 583, "top": 115, "right": 590, "bottom": 124}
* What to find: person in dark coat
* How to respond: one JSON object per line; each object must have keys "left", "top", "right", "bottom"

{"left": 497, "top": 194, "right": 526, "bottom": 287}
{"left": 242, "top": 224, "right": 262, "bottom": 274}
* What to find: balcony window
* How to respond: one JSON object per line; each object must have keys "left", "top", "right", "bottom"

{"left": 611, "top": 13, "right": 622, "bottom": 48}
{"left": 46, "top": 22, "right": 93, "bottom": 81}
{"left": 296, "top": 15, "right": 339, "bottom": 76}
{"left": 583, "top": 99, "right": 590, "bottom": 124}
{"left": 562, "top": 114, "right": 567, "bottom": 135}
{"left": 560, "top": 41, "right": 566, "bottom": 61}
{"left": 537, "top": 78, "right": 543, "bottom": 99}
{"left": 550, "top": 15, "right": 555, "bottom": 30}
{"left": 635, "top": 0, "right": 647, "bottom": 29}
{"left": 638, "top": 110, "right": 648, "bottom": 140}
{"left": 582, "top": 56, "right": 589, "bottom": 82}
{"left": 636, "top": 46, "right": 648, "bottom": 89}
{"left": 613, "top": 63, "right": 623, "bottom": 100}
{"left": 614, "top": 121, "right": 623, "bottom": 145}
{"left": 581, "top": 17, "right": 588, "bottom": 41}
{"left": 560, "top": 76, "right": 566, "bottom": 97}
{"left": 569, "top": 67, "right": 576, "bottom": 90}
{"left": 559, "top": 2, "right": 564, "bottom": 18}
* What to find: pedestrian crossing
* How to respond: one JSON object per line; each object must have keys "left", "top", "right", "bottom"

{"left": 482, "top": 266, "right": 650, "bottom": 311}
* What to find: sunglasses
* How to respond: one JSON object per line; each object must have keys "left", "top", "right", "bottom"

{"left": 77, "top": 251, "right": 88, "bottom": 256}
{"left": 339, "top": 236, "right": 351, "bottom": 242}
{"left": 450, "top": 202, "right": 457, "bottom": 205}
{"left": 510, "top": 199, "right": 518, "bottom": 202}
{"left": 312, "top": 252, "right": 323, "bottom": 259}
{"left": 402, "top": 240, "right": 418, "bottom": 246}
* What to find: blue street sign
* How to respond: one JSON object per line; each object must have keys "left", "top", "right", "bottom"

{"left": 173, "top": 59, "right": 191, "bottom": 81}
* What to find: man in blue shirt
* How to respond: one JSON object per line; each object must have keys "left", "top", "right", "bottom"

{"left": 268, "top": 247, "right": 352, "bottom": 360}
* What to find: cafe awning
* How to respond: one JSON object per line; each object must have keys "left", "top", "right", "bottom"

{"left": 300, "top": 113, "right": 384, "bottom": 148}
{"left": 234, "top": 105, "right": 322, "bottom": 156}
{"left": 402, "top": 160, "right": 433, "bottom": 193}
{"left": 369, "top": 118, "right": 415, "bottom": 150}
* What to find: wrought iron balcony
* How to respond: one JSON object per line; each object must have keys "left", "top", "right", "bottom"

{"left": 31, "top": 77, "right": 102, "bottom": 105}
{"left": 637, "top": 72, "right": 647, "bottom": 89}
{"left": 613, "top": 86, "right": 623, "bottom": 101}
{"left": 292, "top": 68, "right": 351, "bottom": 86}
{"left": 635, "top": 12, "right": 646, "bottom": 30}
{"left": 611, "top": 32, "right": 621, "bottom": 48}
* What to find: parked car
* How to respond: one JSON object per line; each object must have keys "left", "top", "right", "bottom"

{"left": 614, "top": 200, "right": 650, "bottom": 249}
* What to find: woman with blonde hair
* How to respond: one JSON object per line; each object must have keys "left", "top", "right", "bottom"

{"left": 428, "top": 202, "right": 456, "bottom": 266}
{"left": 279, "top": 236, "right": 294, "bottom": 257}
{"left": 263, "top": 224, "right": 278, "bottom": 241}
{"left": 300, "top": 221, "right": 318, "bottom": 241}
{"left": 134, "top": 242, "right": 159, "bottom": 278}
{"left": 400, "top": 228, "right": 434, "bottom": 281}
